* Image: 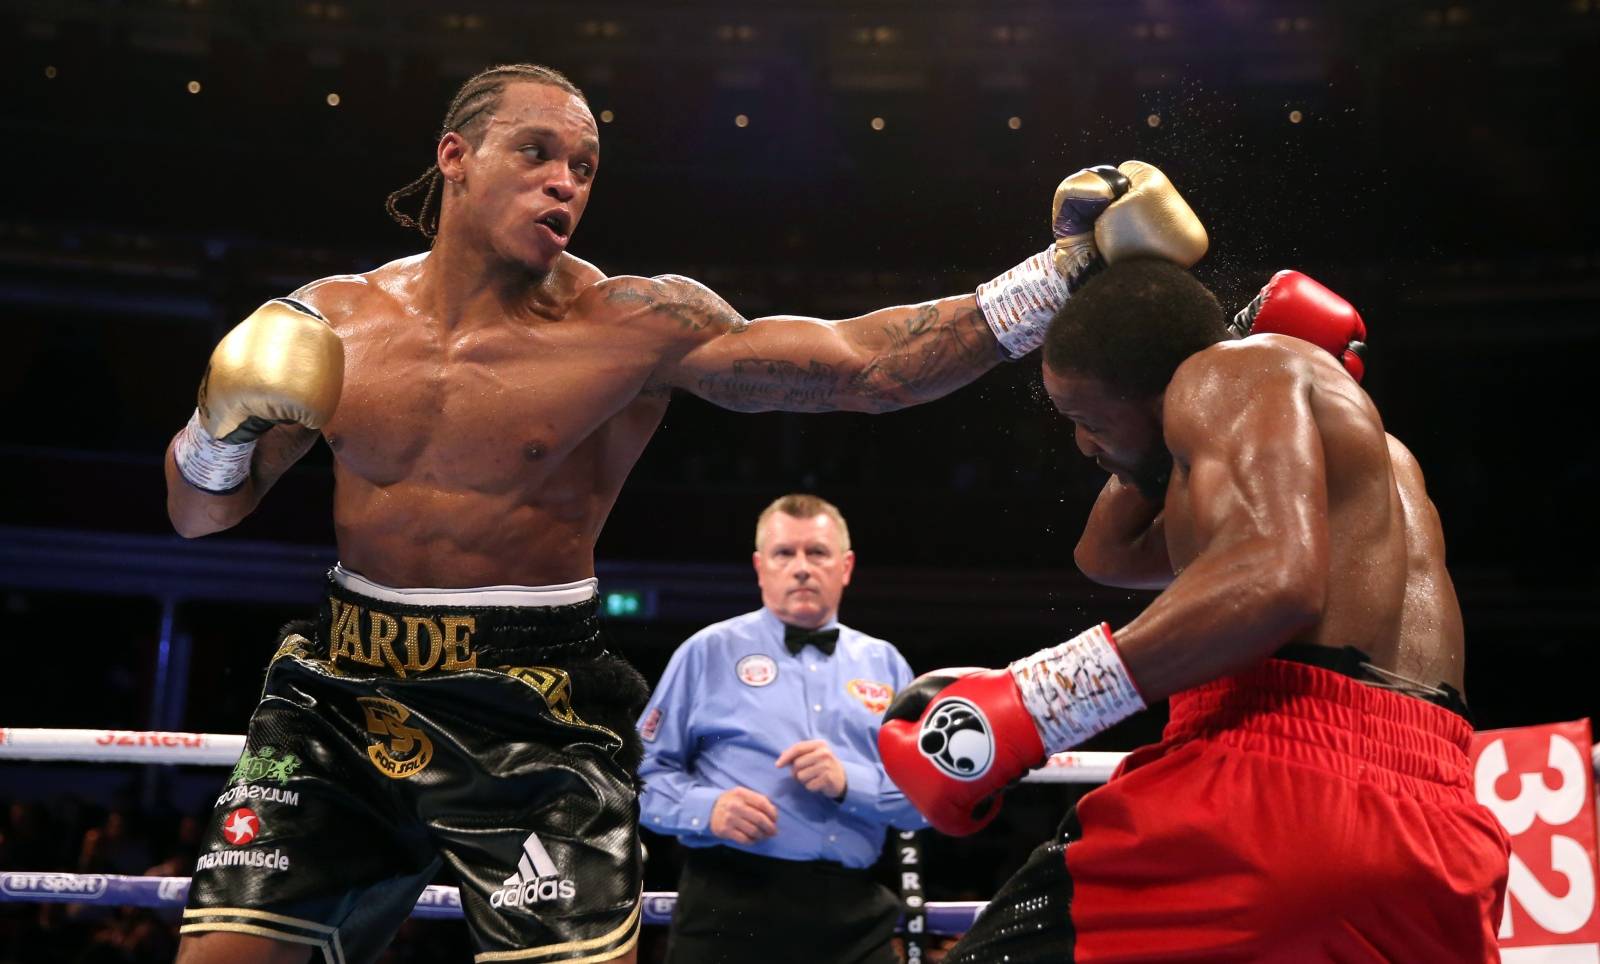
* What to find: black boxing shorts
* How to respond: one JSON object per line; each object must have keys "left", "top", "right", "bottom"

{"left": 946, "top": 653, "right": 1510, "bottom": 963}
{"left": 182, "top": 567, "right": 651, "bottom": 964}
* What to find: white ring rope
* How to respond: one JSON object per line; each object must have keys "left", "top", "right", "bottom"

{"left": 0, "top": 727, "right": 1128, "bottom": 782}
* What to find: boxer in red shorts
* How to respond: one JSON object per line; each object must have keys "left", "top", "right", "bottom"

{"left": 881, "top": 260, "right": 1512, "bottom": 961}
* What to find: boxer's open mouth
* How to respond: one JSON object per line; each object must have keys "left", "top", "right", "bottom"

{"left": 535, "top": 212, "right": 570, "bottom": 238}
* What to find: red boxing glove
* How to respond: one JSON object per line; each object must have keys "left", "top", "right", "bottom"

{"left": 1230, "top": 270, "right": 1368, "bottom": 381}
{"left": 877, "top": 668, "right": 1045, "bottom": 836}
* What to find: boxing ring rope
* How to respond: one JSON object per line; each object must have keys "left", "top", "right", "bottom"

{"left": 0, "top": 727, "right": 1127, "bottom": 781}
{"left": 0, "top": 872, "right": 990, "bottom": 932}
{"left": 0, "top": 727, "right": 1125, "bottom": 935}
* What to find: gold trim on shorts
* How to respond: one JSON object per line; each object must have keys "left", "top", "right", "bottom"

{"left": 181, "top": 906, "right": 348, "bottom": 964}
{"left": 473, "top": 893, "right": 642, "bottom": 962}
{"left": 498, "top": 664, "right": 623, "bottom": 745}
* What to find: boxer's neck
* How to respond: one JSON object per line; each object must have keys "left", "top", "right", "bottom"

{"left": 417, "top": 235, "right": 563, "bottom": 327}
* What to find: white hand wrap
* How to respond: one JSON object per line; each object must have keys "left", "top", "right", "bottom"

{"left": 173, "top": 408, "right": 255, "bottom": 494}
{"left": 1008, "top": 623, "right": 1146, "bottom": 754}
{"left": 975, "top": 248, "right": 1073, "bottom": 359}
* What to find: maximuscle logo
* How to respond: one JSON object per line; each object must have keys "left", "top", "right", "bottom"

{"left": 195, "top": 848, "right": 291, "bottom": 872}
{"left": 490, "top": 834, "right": 575, "bottom": 909}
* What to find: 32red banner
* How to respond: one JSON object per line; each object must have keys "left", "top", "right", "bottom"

{"left": 1471, "top": 719, "right": 1600, "bottom": 962}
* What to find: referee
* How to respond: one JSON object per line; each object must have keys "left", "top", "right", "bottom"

{"left": 637, "top": 494, "right": 924, "bottom": 964}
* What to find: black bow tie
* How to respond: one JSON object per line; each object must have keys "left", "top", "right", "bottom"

{"left": 783, "top": 625, "right": 839, "bottom": 657}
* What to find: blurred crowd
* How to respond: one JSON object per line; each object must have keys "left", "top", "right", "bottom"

{"left": 0, "top": 797, "right": 190, "bottom": 964}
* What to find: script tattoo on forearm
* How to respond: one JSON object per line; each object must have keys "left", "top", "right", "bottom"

{"left": 697, "top": 300, "right": 998, "bottom": 413}
{"left": 696, "top": 359, "right": 841, "bottom": 412}
{"left": 841, "top": 301, "right": 998, "bottom": 412}
{"left": 617, "top": 274, "right": 999, "bottom": 413}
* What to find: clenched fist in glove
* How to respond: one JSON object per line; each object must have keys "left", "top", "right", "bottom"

{"left": 977, "top": 161, "right": 1209, "bottom": 359}
{"left": 878, "top": 624, "right": 1146, "bottom": 836}
{"left": 1230, "top": 270, "right": 1367, "bottom": 381}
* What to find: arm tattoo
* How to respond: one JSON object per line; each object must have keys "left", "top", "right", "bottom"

{"left": 656, "top": 273, "right": 999, "bottom": 413}
{"left": 608, "top": 275, "right": 751, "bottom": 333}
{"left": 839, "top": 302, "right": 999, "bottom": 412}
{"left": 694, "top": 300, "right": 999, "bottom": 414}
{"left": 696, "top": 359, "right": 841, "bottom": 413}
{"left": 602, "top": 285, "right": 655, "bottom": 309}
{"left": 905, "top": 303, "right": 938, "bottom": 337}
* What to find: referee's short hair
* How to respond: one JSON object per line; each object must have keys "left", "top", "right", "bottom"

{"left": 754, "top": 494, "right": 851, "bottom": 552}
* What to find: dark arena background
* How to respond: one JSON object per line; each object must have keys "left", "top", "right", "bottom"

{"left": 1, "top": 1, "right": 1597, "bottom": 961}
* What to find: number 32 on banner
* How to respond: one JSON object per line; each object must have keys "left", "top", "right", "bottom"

{"left": 1475, "top": 730, "right": 1599, "bottom": 962}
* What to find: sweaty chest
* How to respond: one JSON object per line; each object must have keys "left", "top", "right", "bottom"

{"left": 324, "top": 332, "right": 647, "bottom": 489}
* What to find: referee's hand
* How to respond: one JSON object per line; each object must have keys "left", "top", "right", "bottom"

{"left": 710, "top": 786, "right": 779, "bottom": 844}
{"left": 776, "top": 739, "right": 847, "bottom": 800}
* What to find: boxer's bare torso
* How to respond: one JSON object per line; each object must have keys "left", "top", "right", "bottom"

{"left": 162, "top": 70, "right": 1008, "bottom": 588}
{"left": 167, "top": 249, "right": 997, "bottom": 588}
{"left": 1160, "top": 337, "right": 1462, "bottom": 688}
{"left": 1062, "top": 335, "right": 1463, "bottom": 698}
{"left": 294, "top": 255, "right": 671, "bottom": 589}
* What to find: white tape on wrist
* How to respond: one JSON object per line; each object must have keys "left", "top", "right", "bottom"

{"left": 172, "top": 409, "right": 254, "bottom": 494}
{"left": 1008, "top": 623, "right": 1146, "bottom": 754}
{"left": 975, "top": 248, "right": 1073, "bottom": 359}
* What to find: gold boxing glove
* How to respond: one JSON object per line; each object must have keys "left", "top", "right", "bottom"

{"left": 173, "top": 298, "right": 343, "bottom": 492}
{"left": 978, "top": 161, "right": 1208, "bottom": 359}
{"left": 1050, "top": 164, "right": 1132, "bottom": 284}
{"left": 1092, "top": 160, "right": 1209, "bottom": 267}
{"left": 198, "top": 298, "right": 343, "bottom": 440}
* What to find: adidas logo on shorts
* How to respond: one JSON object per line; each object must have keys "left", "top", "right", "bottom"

{"left": 489, "top": 833, "right": 576, "bottom": 908}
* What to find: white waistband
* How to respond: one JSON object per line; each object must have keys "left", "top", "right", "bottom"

{"left": 332, "top": 564, "right": 599, "bottom": 608}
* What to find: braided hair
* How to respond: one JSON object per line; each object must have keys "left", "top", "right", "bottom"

{"left": 385, "top": 64, "right": 586, "bottom": 241}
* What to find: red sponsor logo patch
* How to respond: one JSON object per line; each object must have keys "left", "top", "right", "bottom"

{"left": 221, "top": 807, "right": 260, "bottom": 846}
{"left": 640, "top": 707, "right": 662, "bottom": 743}
{"left": 847, "top": 679, "right": 894, "bottom": 714}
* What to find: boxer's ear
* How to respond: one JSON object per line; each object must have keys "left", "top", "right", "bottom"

{"left": 438, "top": 131, "right": 470, "bottom": 184}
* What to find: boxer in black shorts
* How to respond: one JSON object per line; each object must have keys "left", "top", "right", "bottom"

{"left": 183, "top": 570, "right": 647, "bottom": 963}
{"left": 164, "top": 62, "right": 1203, "bottom": 963}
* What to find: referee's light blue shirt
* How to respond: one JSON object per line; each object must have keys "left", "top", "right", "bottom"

{"left": 637, "top": 608, "right": 926, "bottom": 868}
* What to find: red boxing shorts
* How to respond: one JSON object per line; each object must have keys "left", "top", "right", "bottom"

{"left": 947, "top": 657, "right": 1511, "bottom": 963}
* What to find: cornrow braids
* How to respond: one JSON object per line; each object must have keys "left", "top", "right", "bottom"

{"left": 385, "top": 64, "right": 586, "bottom": 240}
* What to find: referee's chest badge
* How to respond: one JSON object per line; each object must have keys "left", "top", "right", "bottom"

{"left": 847, "top": 679, "right": 894, "bottom": 714}
{"left": 736, "top": 654, "right": 778, "bottom": 687}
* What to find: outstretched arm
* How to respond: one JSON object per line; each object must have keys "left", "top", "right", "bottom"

{"left": 615, "top": 162, "right": 1207, "bottom": 413}
{"left": 622, "top": 274, "right": 1002, "bottom": 414}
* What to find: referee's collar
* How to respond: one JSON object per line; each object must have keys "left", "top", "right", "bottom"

{"left": 760, "top": 608, "right": 842, "bottom": 657}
